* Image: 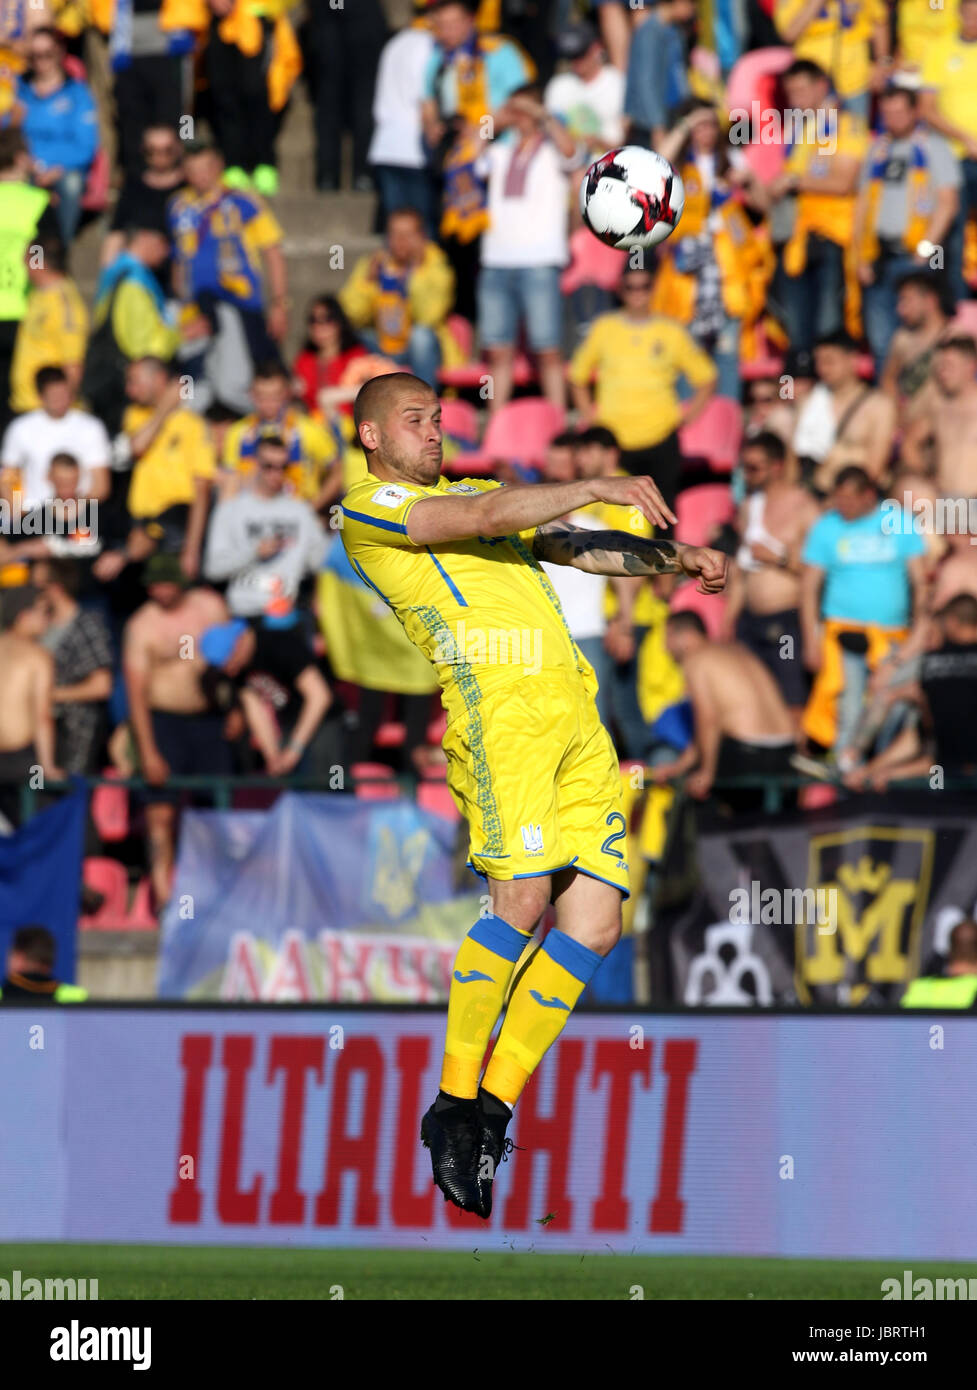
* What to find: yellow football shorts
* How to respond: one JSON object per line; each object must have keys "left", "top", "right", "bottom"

{"left": 442, "top": 670, "right": 630, "bottom": 897}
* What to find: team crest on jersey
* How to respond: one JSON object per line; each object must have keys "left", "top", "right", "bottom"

{"left": 446, "top": 483, "right": 481, "bottom": 494}
{"left": 371, "top": 485, "right": 416, "bottom": 508}
{"left": 521, "top": 823, "right": 544, "bottom": 856}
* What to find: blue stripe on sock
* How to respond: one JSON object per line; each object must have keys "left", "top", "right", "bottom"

{"left": 542, "top": 929, "right": 603, "bottom": 985}
{"left": 468, "top": 913, "right": 529, "bottom": 963}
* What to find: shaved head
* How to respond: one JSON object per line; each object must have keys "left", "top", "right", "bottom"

{"left": 354, "top": 372, "right": 443, "bottom": 486}
{"left": 354, "top": 372, "right": 433, "bottom": 434}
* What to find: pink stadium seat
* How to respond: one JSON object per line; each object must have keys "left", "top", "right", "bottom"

{"left": 724, "top": 47, "right": 794, "bottom": 182}
{"left": 798, "top": 783, "right": 838, "bottom": 810}
{"left": 740, "top": 355, "right": 783, "bottom": 382}
{"left": 62, "top": 56, "right": 108, "bottom": 214}
{"left": 439, "top": 398, "right": 479, "bottom": 443}
{"left": 80, "top": 146, "right": 110, "bottom": 213}
{"left": 352, "top": 762, "right": 400, "bottom": 800}
{"left": 953, "top": 301, "right": 977, "bottom": 341}
{"left": 417, "top": 780, "right": 461, "bottom": 822}
{"left": 125, "top": 877, "right": 158, "bottom": 930}
{"left": 560, "top": 226, "right": 628, "bottom": 295}
{"left": 461, "top": 397, "right": 566, "bottom": 471}
{"left": 427, "top": 711, "right": 447, "bottom": 745}
{"left": 78, "top": 857, "right": 129, "bottom": 930}
{"left": 675, "top": 483, "right": 735, "bottom": 548}
{"left": 446, "top": 314, "right": 474, "bottom": 361}
{"left": 375, "top": 720, "right": 406, "bottom": 749}
{"left": 679, "top": 396, "right": 743, "bottom": 473}
{"left": 90, "top": 772, "right": 129, "bottom": 843}
{"left": 669, "top": 582, "right": 726, "bottom": 640}
{"left": 438, "top": 355, "right": 535, "bottom": 392}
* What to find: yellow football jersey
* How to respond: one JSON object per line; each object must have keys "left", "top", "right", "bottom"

{"left": 340, "top": 473, "right": 591, "bottom": 724}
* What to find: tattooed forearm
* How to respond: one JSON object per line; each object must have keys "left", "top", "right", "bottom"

{"left": 532, "top": 524, "right": 684, "bottom": 576}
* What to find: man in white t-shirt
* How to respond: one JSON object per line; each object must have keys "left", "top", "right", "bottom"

{"left": 544, "top": 22, "right": 625, "bottom": 155}
{"left": 367, "top": 1, "right": 437, "bottom": 233}
{"left": 0, "top": 366, "right": 110, "bottom": 511}
{"left": 476, "top": 83, "right": 583, "bottom": 415}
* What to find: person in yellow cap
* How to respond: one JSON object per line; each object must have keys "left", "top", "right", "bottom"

{"left": 0, "top": 924, "right": 87, "bottom": 1003}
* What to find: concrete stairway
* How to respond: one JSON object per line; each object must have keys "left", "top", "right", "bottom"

{"left": 71, "top": 62, "right": 383, "bottom": 358}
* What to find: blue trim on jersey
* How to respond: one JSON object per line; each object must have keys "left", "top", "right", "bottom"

{"left": 342, "top": 506, "right": 408, "bottom": 534}
{"left": 348, "top": 554, "right": 393, "bottom": 607}
{"left": 426, "top": 548, "right": 468, "bottom": 607}
{"left": 542, "top": 927, "right": 603, "bottom": 984}
{"left": 574, "top": 864, "right": 631, "bottom": 902}
{"left": 468, "top": 913, "right": 529, "bottom": 962}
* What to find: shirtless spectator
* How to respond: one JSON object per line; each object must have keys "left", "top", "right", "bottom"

{"left": 123, "top": 555, "right": 231, "bottom": 907}
{"left": 653, "top": 610, "right": 796, "bottom": 810}
{"left": 903, "top": 335, "right": 977, "bottom": 500}
{"left": 887, "top": 463, "right": 945, "bottom": 565}
{"left": 845, "top": 593, "right": 977, "bottom": 789}
{"left": 721, "top": 432, "right": 820, "bottom": 717}
{"left": 931, "top": 528, "right": 977, "bottom": 608}
{"left": 32, "top": 557, "right": 112, "bottom": 776}
{"left": 744, "top": 373, "right": 799, "bottom": 451}
{"left": 794, "top": 331, "right": 896, "bottom": 495}
{"left": 0, "top": 585, "right": 61, "bottom": 826}
{"left": 880, "top": 273, "right": 952, "bottom": 427}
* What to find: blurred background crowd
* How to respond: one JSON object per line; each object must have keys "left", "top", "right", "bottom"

{"left": 0, "top": 0, "right": 976, "bottom": 938}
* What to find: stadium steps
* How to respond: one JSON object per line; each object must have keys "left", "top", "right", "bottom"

{"left": 70, "top": 72, "right": 382, "bottom": 355}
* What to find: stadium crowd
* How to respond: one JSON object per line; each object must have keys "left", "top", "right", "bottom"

{"left": 0, "top": 0, "right": 976, "bottom": 932}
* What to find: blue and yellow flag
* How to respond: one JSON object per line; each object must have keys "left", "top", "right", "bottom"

{"left": 318, "top": 541, "right": 439, "bottom": 696}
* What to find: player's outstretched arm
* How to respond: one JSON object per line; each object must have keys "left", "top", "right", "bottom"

{"left": 533, "top": 522, "right": 728, "bottom": 594}
{"left": 405, "top": 473, "right": 677, "bottom": 544}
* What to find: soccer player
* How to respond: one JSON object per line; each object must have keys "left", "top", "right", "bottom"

{"left": 341, "top": 373, "right": 727, "bottom": 1219}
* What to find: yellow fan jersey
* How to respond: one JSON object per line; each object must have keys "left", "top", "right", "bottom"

{"left": 340, "top": 473, "right": 591, "bottom": 724}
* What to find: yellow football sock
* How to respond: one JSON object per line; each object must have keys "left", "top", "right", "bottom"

{"left": 482, "top": 928, "right": 603, "bottom": 1107}
{"left": 440, "top": 914, "right": 533, "bottom": 1100}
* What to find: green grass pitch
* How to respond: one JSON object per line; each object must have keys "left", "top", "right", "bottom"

{"left": 3, "top": 1245, "right": 976, "bottom": 1300}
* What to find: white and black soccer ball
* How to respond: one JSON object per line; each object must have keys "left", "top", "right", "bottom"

{"left": 580, "top": 145, "right": 685, "bottom": 250}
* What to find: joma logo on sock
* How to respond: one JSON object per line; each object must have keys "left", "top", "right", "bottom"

{"left": 529, "top": 990, "right": 570, "bottom": 1010}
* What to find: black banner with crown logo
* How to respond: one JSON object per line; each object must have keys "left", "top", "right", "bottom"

{"left": 663, "top": 794, "right": 977, "bottom": 1006}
